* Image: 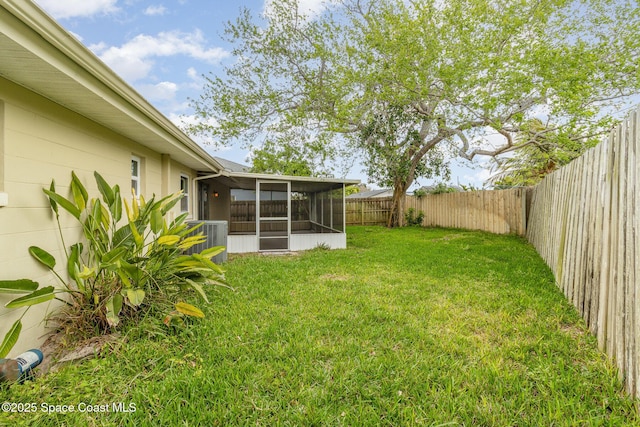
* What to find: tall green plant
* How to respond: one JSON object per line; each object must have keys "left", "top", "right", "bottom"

{"left": 404, "top": 208, "right": 424, "bottom": 227}
{"left": 0, "top": 172, "right": 226, "bottom": 357}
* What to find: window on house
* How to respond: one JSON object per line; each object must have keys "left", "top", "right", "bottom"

{"left": 180, "top": 174, "right": 189, "bottom": 212}
{"left": 131, "top": 156, "right": 141, "bottom": 197}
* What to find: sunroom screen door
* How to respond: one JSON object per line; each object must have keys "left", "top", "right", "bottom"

{"left": 256, "top": 181, "right": 290, "bottom": 251}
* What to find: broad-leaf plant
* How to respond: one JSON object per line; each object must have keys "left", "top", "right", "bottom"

{"left": 0, "top": 172, "right": 226, "bottom": 357}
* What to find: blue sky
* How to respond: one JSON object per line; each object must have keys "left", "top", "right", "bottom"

{"left": 33, "top": 0, "right": 492, "bottom": 189}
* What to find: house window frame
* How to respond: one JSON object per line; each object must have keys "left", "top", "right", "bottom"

{"left": 131, "top": 155, "right": 142, "bottom": 197}
{"left": 180, "top": 174, "right": 190, "bottom": 213}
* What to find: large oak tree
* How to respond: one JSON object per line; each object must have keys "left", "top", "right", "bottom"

{"left": 188, "top": 0, "right": 640, "bottom": 226}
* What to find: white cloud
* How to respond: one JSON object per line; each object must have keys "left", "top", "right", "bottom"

{"left": 174, "top": 113, "right": 223, "bottom": 148}
{"left": 187, "top": 67, "right": 199, "bottom": 80}
{"left": 138, "top": 81, "right": 178, "bottom": 101}
{"left": 91, "top": 30, "right": 229, "bottom": 81}
{"left": 183, "top": 67, "right": 204, "bottom": 90}
{"left": 528, "top": 103, "right": 551, "bottom": 121}
{"left": 144, "top": 5, "right": 167, "bottom": 16}
{"left": 263, "top": 0, "right": 334, "bottom": 20}
{"left": 68, "top": 31, "right": 84, "bottom": 42}
{"left": 466, "top": 168, "right": 492, "bottom": 184}
{"left": 35, "top": 0, "right": 119, "bottom": 19}
{"left": 103, "top": 52, "right": 154, "bottom": 81}
{"left": 456, "top": 158, "right": 493, "bottom": 187}
{"left": 88, "top": 41, "right": 108, "bottom": 51}
{"left": 177, "top": 113, "right": 219, "bottom": 130}
{"left": 296, "top": 0, "right": 330, "bottom": 16}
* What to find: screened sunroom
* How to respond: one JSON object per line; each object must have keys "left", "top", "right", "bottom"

{"left": 196, "top": 171, "right": 358, "bottom": 253}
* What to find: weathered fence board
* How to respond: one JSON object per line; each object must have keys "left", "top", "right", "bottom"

{"left": 345, "top": 198, "right": 393, "bottom": 226}
{"left": 230, "top": 200, "right": 310, "bottom": 223}
{"left": 527, "top": 106, "right": 640, "bottom": 398}
{"left": 346, "top": 188, "right": 529, "bottom": 235}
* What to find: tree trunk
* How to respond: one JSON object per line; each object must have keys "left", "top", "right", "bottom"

{"left": 387, "top": 181, "right": 408, "bottom": 228}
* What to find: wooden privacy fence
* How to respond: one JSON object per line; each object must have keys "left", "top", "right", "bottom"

{"left": 407, "top": 189, "right": 529, "bottom": 236}
{"left": 345, "top": 198, "right": 393, "bottom": 226}
{"left": 230, "top": 200, "right": 309, "bottom": 222}
{"left": 527, "top": 106, "right": 640, "bottom": 398}
{"left": 346, "top": 188, "right": 529, "bottom": 235}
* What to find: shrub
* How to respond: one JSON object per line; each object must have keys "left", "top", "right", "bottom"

{"left": 0, "top": 172, "right": 226, "bottom": 357}
{"left": 428, "top": 182, "right": 458, "bottom": 194}
{"left": 404, "top": 208, "right": 424, "bottom": 226}
{"left": 412, "top": 188, "right": 428, "bottom": 199}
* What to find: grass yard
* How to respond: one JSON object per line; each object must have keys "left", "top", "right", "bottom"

{"left": 1, "top": 226, "right": 638, "bottom": 426}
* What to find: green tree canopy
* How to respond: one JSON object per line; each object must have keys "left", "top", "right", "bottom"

{"left": 187, "top": 0, "right": 640, "bottom": 226}
{"left": 488, "top": 119, "right": 599, "bottom": 187}
{"left": 249, "top": 139, "right": 338, "bottom": 176}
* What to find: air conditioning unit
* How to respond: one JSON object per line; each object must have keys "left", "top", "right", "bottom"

{"left": 185, "top": 220, "right": 228, "bottom": 263}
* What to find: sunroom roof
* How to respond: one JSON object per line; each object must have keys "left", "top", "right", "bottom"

{"left": 206, "top": 171, "right": 360, "bottom": 193}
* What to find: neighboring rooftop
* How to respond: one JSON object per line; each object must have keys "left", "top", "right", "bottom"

{"left": 346, "top": 189, "right": 393, "bottom": 199}
{"left": 214, "top": 157, "right": 251, "bottom": 173}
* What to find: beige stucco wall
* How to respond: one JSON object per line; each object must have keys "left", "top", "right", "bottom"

{"left": 0, "top": 99, "right": 4, "bottom": 193}
{"left": 0, "top": 77, "right": 196, "bottom": 357}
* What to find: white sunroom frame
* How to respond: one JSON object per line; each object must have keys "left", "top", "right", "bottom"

{"left": 204, "top": 171, "right": 359, "bottom": 253}
{"left": 256, "top": 180, "right": 291, "bottom": 252}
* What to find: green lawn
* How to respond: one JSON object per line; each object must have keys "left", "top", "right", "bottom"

{"left": 2, "top": 226, "right": 638, "bottom": 426}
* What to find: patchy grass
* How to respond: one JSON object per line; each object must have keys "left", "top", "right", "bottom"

{"left": 2, "top": 226, "right": 638, "bottom": 426}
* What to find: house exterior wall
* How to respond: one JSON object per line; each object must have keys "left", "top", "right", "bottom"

{"left": 0, "top": 77, "right": 195, "bottom": 356}
{"left": 0, "top": 99, "right": 5, "bottom": 195}
{"left": 208, "top": 180, "right": 230, "bottom": 223}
